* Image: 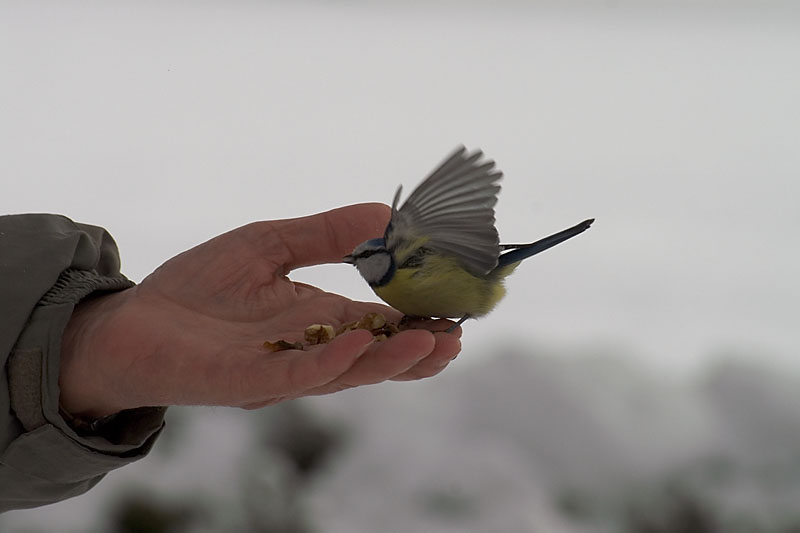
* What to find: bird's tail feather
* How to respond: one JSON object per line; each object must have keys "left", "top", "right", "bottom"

{"left": 496, "top": 218, "right": 594, "bottom": 269}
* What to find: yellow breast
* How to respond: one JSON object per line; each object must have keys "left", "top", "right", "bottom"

{"left": 374, "top": 255, "right": 507, "bottom": 318}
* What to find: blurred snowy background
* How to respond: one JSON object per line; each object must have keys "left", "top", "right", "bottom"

{"left": 2, "top": 0, "right": 799, "bottom": 531}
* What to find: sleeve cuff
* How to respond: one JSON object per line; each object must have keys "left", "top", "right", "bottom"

{"left": 6, "top": 268, "right": 166, "bottom": 478}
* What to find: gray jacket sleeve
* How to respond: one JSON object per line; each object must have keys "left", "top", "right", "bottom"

{"left": 0, "top": 214, "right": 166, "bottom": 512}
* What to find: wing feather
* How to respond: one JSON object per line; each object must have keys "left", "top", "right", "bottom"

{"left": 385, "top": 146, "right": 502, "bottom": 276}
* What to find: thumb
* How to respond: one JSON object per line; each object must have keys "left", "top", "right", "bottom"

{"left": 252, "top": 203, "right": 390, "bottom": 272}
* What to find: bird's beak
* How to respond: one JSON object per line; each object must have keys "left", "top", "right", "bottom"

{"left": 342, "top": 254, "right": 354, "bottom": 264}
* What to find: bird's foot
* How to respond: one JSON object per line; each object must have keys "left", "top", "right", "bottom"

{"left": 398, "top": 315, "right": 424, "bottom": 330}
{"left": 445, "top": 314, "right": 470, "bottom": 333}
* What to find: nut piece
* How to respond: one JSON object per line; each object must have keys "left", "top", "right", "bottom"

{"left": 380, "top": 322, "right": 401, "bottom": 336}
{"left": 336, "top": 320, "right": 358, "bottom": 335}
{"left": 304, "top": 324, "right": 336, "bottom": 345}
{"left": 263, "top": 339, "right": 304, "bottom": 352}
{"left": 356, "top": 312, "right": 386, "bottom": 331}
{"left": 263, "top": 313, "right": 402, "bottom": 352}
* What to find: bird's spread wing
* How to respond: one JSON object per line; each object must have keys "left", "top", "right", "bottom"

{"left": 385, "top": 146, "right": 502, "bottom": 276}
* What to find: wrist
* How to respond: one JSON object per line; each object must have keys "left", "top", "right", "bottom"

{"left": 59, "top": 289, "right": 134, "bottom": 419}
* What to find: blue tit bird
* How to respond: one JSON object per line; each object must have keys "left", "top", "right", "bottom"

{"left": 343, "top": 146, "right": 594, "bottom": 331}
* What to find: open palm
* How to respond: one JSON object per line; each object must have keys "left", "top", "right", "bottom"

{"left": 60, "top": 204, "right": 461, "bottom": 417}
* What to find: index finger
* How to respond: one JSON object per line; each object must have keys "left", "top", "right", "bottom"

{"left": 255, "top": 203, "right": 390, "bottom": 272}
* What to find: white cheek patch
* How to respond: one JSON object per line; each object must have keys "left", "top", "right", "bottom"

{"left": 357, "top": 252, "right": 393, "bottom": 285}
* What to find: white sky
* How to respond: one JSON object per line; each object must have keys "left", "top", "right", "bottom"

{"left": 3, "top": 1, "right": 799, "bottom": 375}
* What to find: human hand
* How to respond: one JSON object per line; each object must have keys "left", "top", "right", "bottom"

{"left": 59, "top": 204, "right": 461, "bottom": 418}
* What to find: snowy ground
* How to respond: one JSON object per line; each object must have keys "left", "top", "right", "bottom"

{"left": 4, "top": 347, "right": 800, "bottom": 532}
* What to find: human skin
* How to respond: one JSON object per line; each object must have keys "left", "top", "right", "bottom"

{"left": 58, "top": 203, "right": 461, "bottom": 418}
